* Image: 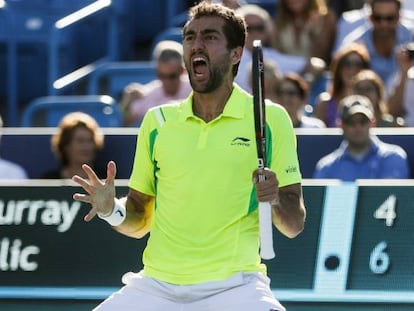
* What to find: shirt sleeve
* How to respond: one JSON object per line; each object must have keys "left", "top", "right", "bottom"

{"left": 379, "top": 151, "right": 410, "bottom": 179}
{"left": 267, "top": 103, "right": 302, "bottom": 187}
{"left": 128, "top": 111, "right": 157, "bottom": 195}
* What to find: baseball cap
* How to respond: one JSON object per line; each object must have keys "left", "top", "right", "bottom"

{"left": 340, "top": 95, "right": 374, "bottom": 121}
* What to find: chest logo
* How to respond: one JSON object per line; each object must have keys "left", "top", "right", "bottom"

{"left": 231, "top": 137, "right": 251, "bottom": 147}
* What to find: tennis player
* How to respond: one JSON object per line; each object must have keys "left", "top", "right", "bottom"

{"left": 72, "top": 2, "right": 306, "bottom": 310}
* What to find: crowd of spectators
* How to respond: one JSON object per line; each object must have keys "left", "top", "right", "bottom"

{"left": 2, "top": 0, "right": 413, "bottom": 180}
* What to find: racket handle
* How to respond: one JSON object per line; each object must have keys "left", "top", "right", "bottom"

{"left": 258, "top": 201, "right": 275, "bottom": 259}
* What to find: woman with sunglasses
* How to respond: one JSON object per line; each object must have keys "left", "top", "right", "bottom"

{"left": 351, "top": 69, "right": 403, "bottom": 127}
{"left": 314, "top": 42, "right": 370, "bottom": 127}
{"left": 276, "top": 72, "right": 326, "bottom": 128}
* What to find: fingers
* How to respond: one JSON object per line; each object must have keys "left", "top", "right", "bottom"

{"left": 82, "top": 164, "right": 102, "bottom": 186}
{"left": 84, "top": 207, "right": 98, "bottom": 222}
{"left": 73, "top": 193, "right": 91, "bottom": 203}
{"left": 106, "top": 161, "right": 117, "bottom": 184}
{"left": 253, "top": 168, "right": 279, "bottom": 202}
{"left": 72, "top": 193, "right": 98, "bottom": 222}
{"left": 72, "top": 175, "right": 92, "bottom": 193}
{"left": 252, "top": 168, "right": 277, "bottom": 183}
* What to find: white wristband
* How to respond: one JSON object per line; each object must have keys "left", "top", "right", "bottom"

{"left": 98, "top": 199, "right": 126, "bottom": 226}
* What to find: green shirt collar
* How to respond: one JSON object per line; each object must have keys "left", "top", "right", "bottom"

{"left": 180, "top": 84, "right": 250, "bottom": 122}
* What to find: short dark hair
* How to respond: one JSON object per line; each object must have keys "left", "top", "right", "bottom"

{"left": 370, "top": 0, "right": 401, "bottom": 11}
{"left": 183, "top": 1, "right": 246, "bottom": 77}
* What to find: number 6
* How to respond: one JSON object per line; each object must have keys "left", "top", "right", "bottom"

{"left": 369, "top": 241, "right": 390, "bottom": 274}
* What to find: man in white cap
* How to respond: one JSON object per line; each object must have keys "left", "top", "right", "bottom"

{"left": 313, "top": 94, "right": 410, "bottom": 180}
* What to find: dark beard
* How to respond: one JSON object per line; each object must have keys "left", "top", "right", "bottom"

{"left": 190, "top": 59, "right": 231, "bottom": 93}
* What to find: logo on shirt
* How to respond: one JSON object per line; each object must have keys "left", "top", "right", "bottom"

{"left": 231, "top": 137, "right": 251, "bottom": 147}
{"left": 285, "top": 165, "right": 298, "bottom": 174}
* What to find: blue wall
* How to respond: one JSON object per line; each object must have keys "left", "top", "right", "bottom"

{"left": 1, "top": 128, "right": 413, "bottom": 179}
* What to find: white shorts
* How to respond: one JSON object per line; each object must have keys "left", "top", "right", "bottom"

{"left": 94, "top": 271, "right": 285, "bottom": 311}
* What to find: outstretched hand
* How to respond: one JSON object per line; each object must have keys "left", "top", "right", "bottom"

{"left": 72, "top": 161, "right": 117, "bottom": 222}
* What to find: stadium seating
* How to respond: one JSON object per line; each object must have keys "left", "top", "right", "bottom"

{"left": 0, "top": 0, "right": 118, "bottom": 126}
{"left": 87, "top": 61, "right": 157, "bottom": 100}
{"left": 20, "top": 95, "right": 122, "bottom": 127}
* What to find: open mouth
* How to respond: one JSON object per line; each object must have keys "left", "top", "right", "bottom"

{"left": 192, "top": 57, "right": 208, "bottom": 77}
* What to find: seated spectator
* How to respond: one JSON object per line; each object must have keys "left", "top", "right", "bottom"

{"left": 0, "top": 115, "right": 28, "bottom": 179}
{"left": 42, "top": 112, "right": 106, "bottom": 179}
{"left": 313, "top": 94, "right": 409, "bottom": 181}
{"left": 351, "top": 69, "right": 403, "bottom": 126}
{"left": 337, "top": 0, "right": 413, "bottom": 90}
{"left": 386, "top": 43, "right": 414, "bottom": 126}
{"left": 235, "top": 4, "right": 308, "bottom": 93}
{"left": 276, "top": 72, "right": 326, "bottom": 128}
{"left": 120, "top": 40, "right": 192, "bottom": 126}
{"left": 334, "top": 0, "right": 414, "bottom": 53}
{"left": 314, "top": 42, "right": 370, "bottom": 127}
{"left": 272, "top": 0, "right": 337, "bottom": 64}
{"left": 333, "top": 0, "right": 371, "bottom": 53}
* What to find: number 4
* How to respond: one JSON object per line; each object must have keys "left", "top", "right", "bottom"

{"left": 373, "top": 195, "right": 397, "bottom": 227}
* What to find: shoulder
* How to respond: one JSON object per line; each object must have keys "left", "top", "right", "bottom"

{"left": 142, "top": 98, "right": 189, "bottom": 128}
{"left": 316, "top": 146, "right": 344, "bottom": 169}
{"left": 374, "top": 137, "right": 408, "bottom": 159}
{"left": 0, "top": 159, "right": 27, "bottom": 178}
{"left": 265, "top": 100, "right": 292, "bottom": 123}
{"left": 300, "top": 116, "right": 326, "bottom": 128}
{"left": 341, "top": 8, "right": 367, "bottom": 24}
{"left": 341, "top": 24, "right": 371, "bottom": 46}
{"left": 0, "top": 159, "right": 28, "bottom": 179}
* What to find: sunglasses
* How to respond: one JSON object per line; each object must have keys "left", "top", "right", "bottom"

{"left": 340, "top": 59, "right": 365, "bottom": 68}
{"left": 372, "top": 14, "right": 397, "bottom": 23}
{"left": 157, "top": 72, "right": 181, "bottom": 80}
{"left": 343, "top": 117, "right": 370, "bottom": 127}
{"left": 247, "top": 24, "right": 266, "bottom": 32}
{"left": 353, "top": 85, "right": 378, "bottom": 94}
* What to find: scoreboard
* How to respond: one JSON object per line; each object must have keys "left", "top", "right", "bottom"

{"left": 273, "top": 180, "right": 414, "bottom": 310}
{"left": 0, "top": 180, "right": 414, "bottom": 310}
{"left": 348, "top": 182, "right": 414, "bottom": 291}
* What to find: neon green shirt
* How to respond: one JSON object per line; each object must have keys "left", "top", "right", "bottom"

{"left": 129, "top": 84, "right": 301, "bottom": 285}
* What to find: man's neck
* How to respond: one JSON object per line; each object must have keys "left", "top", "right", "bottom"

{"left": 192, "top": 84, "right": 233, "bottom": 122}
{"left": 347, "top": 140, "right": 372, "bottom": 158}
{"left": 372, "top": 31, "right": 396, "bottom": 57}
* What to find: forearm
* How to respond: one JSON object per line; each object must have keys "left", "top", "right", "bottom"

{"left": 114, "top": 194, "right": 154, "bottom": 239}
{"left": 387, "top": 73, "right": 407, "bottom": 117}
{"left": 271, "top": 189, "right": 306, "bottom": 238}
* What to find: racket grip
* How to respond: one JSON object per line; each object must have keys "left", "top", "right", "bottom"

{"left": 258, "top": 201, "right": 275, "bottom": 259}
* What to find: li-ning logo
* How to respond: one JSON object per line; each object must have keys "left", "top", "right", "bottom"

{"left": 285, "top": 165, "right": 298, "bottom": 174}
{"left": 231, "top": 137, "right": 251, "bottom": 147}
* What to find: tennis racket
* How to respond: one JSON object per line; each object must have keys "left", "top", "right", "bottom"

{"left": 252, "top": 40, "right": 275, "bottom": 260}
